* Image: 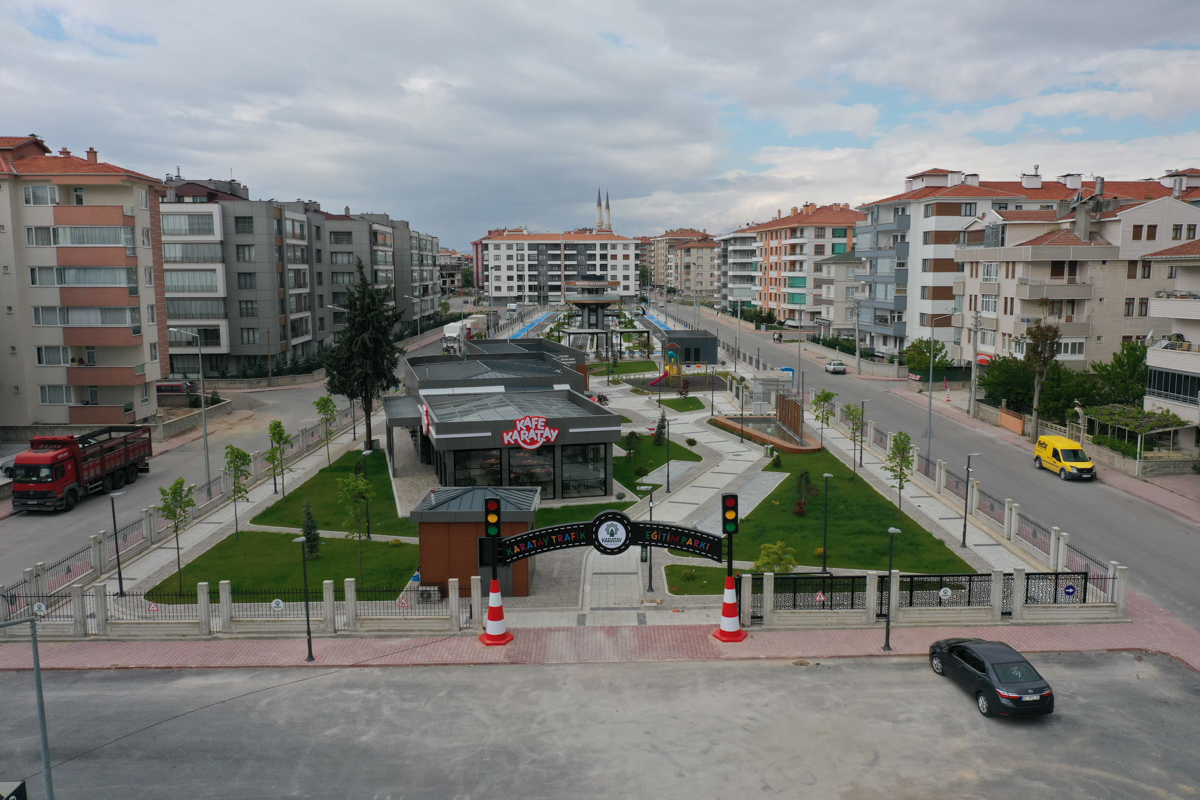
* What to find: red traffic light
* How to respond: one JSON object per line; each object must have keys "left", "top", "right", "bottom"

{"left": 486, "top": 499, "right": 499, "bottom": 511}
{"left": 724, "top": 496, "right": 736, "bottom": 507}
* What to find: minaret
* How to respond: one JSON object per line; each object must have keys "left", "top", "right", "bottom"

{"left": 604, "top": 192, "right": 611, "bottom": 231}
{"left": 596, "top": 188, "right": 603, "bottom": 229}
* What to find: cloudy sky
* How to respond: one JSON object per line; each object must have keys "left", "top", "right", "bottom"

{"left": 5, "top": 1, "right": 1200, "bottom": 249}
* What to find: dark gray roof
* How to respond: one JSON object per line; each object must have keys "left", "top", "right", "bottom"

{"left": 383, "top": 395, "right": 422, "bottom": 427}
{"left": 469, "top": 342, "right": 527, "bottom": 354}
{"left": 426, "top": 392, "right": 583, "bottom": 423}
{"left": 409, "top": 486, "right": 540, "bottom": 523}
{"left": 413, "top": 359, "right": 570, "bottom": 382}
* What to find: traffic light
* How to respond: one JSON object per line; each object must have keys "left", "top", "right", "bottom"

{"left": 485, "top": 497, "right": 502, "bottom": 537}
{"left": 722, "top": 494, "right": 738, "bottom": 536}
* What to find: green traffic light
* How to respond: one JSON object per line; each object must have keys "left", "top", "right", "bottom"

{"left": 725, "top": 522, "right": 736, "bottom": 532}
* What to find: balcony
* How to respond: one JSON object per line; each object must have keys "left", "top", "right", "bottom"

{"left": 1016, "top": 277, "right": 1095, "bottom": 301}
{"left": 69, "top": 404, "right": 136, "bottom": 425}
{"left": 66, "top": 364, "right": 148, "bottom": 386}
{"left": 1148, "top": 342, "right": 1200, "bottom": 374}
{"left": 62, "top": 327, "right": 142, "bottom": 347}
{"left": 1013, "top": 315, "right": 1092, "bottom": 338}
{"left": 953, "top": 279, "right": 965, "bottom": 296}
{"left": 1149, "top": 291, "right": 1200, "bottom": 320}
{"left": 867, "top": 215, "right": 911, "bottom": 233}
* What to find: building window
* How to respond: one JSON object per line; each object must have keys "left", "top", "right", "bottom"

{"left": 831, "top": 228, "right": 847, "bottom": 239}
{"left": 1146, "top": 225, "right": 1157, "bottom": 241}
{"left": 237, "top": 272, "right": 256, "bottom": 290}
{"left": 992, "top": 202, "right": 1008, "bottom": 211}
{"left": 1140, "top": 261, "right": 1151, "bottom": 279}
{"left": 161, "top": 214, "right": 215, "bottom": 236}
{"left": 236, "top": 245, "right": 255, "bottom": 262}
{"left": 163, "top": 243, "right": 222, "bottom": 262}
{"left": 240, "top": 328, "right": 259, "bottom": 345}
{"left": 1124, "top": 298, "right": 1135, "bottom": 317}
{"left": 330, "top": 231, "right": 353, "bottom": 244}
{"left": 562, "top": 443, "right": 606, "bottom": 498}
{"left": 239, "top": 300, "right": 258, "bottom": 317}
{"left": 314, "top": 225, "right": 322, "bottom": 241}
{"left": 23, "top": 186, "right": 58, "bottom": 205}
{"left": 164, "top": 269, "right": 218, "bottom": 292}
{"left": 1147, "top": 367, "right": 1200, "bottom": 405}
{"left": 813, "top": 244, "right": 825, "bottom": 256}
{"left": 234, "top": 217, "right": 254, "bottom": 234}
{"left": 330, "top": 252, "right": 354, "bottom": 265}
{"left": 166, "top": 299, "right": 223, "bottom": 320}
{"left": 38, "top": 385, "right": 73, "bottom": 405}
{"left": 1138, "top": 297, "right": 1149, "bottom": 316}
{"left": 149, "top": 342, "right": 158, "bottom": 362}
{"left": 141, "top": 227, "right": 151, "bottom": 247}
{"left": 1169, "top": 264, "right": 1177, "bottom": 279}
{"left": 146, "top": 304, "right": 155, "bottom": 323}
{"left": 1173, "top": 224, "right": 1184, "bottom": 240}
{"left": 1132, "top": 225, "right": 1143, "bottom": 241}
{"left": 139, "top": 188, "right": 148, "bottom": 209}
{"left": 331, "top": 272, "right": 354, "bottom": 285}
{"left": 960, "top": 203, "right": 977, "bottom": 216}
{"left": 924, "top": 204, "right": 934, "bottom": 218}
{"left": 980, "top": 294, "right": 998, "bottom": 315}
{"left": 35, "top": 346, "right": 70, "bottom": 366}
{"left": 315, "top": 249, "right": 322, "bottom": 264}
{"left": 454, "top": 449, "right": 501, "bottom": 486}
{"left": 1188, "top": 224, "right": 1197, "bottom": 240}
{"left": 508, "top": 446, "right": 554, "bottom": 499}
{"left": 145, "top": 267, "right": 154, "bottom": 286}
{"left": 1127, "top": 261, "right": 1138, "bottom": 279}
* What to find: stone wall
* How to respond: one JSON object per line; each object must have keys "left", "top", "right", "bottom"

{"left": 156, "top": 400, "right": 233, "bottom": 441}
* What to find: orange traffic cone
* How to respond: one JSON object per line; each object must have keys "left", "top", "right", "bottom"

{"left": 713, "top": 575, "right": 747, "bottom": 642}
{"left": 479, "top": 578, "right": 514, "bottom": 646}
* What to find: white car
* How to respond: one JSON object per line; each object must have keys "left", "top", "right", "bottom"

{"left": 825, "top": 360, "right": 847, "bottom": 374}
{"left": 1, "top": 454, "right": 16, "bottom": 479}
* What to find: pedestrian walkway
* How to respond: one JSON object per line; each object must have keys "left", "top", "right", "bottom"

{"left": 1, "top": 591, "right": 1194, "bottom": 672}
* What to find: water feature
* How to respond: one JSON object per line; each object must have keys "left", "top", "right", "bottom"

{"left": 735, "top": 417, "right": 805, "bottom": 445}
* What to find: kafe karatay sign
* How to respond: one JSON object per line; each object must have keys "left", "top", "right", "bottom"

{"left": 501, "top": 415, "right": 560, "bottom": 450}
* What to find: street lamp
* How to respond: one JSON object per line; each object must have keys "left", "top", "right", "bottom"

{"left": 292, "top": 536, "right": 315, "bottom": 662}
{"left": 665, "top": 417, "right": 671, "bottom": 494}
{"left": 883, "top": 526, "right": 901, "bottom": 652}
{"left": 924, "top": 314, "right": 956, "bottom": 464}
{"left": 168, "top": 327, "right": 211, "bottom": 501}
{"left": 961, "top": 453, "right": 981, "bottom": 548}
{"left": 640, "top": 484, "right": 656, "bottom": 592}
{"left": 820, "top": 473, "right": 833, "bottom": 575}
{"left": 109, "top": 491, "right": 127, "bottom": 596}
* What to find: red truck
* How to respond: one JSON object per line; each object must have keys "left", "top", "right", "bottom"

{"left": 10, "top": 426, "right": 152, "bottom": 512}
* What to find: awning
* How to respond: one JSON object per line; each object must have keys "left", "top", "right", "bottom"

{"left": 384, "top": 395, "right": 423, "bottom": 428}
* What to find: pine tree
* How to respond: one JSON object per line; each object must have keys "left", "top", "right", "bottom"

{"left": 302, "top": 500, "right": 321, "bottom": 559}
{"left": 653, "top": 409, "right": 667, "bottom": 446}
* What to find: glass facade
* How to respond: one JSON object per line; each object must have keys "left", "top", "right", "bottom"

{"left": 1147, "top": 368, "right": 1200, "bottom": 406}
{"left": 562, "top": 444, "right": 606, "bottom": 498}
{"left": 509, "top": 447, "right": 555, "bottom": 499}
{"left": 454, "top": 449, "right": 501, "bottom": 486}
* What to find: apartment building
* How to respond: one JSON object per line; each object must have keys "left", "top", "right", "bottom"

{"left": 743, "top": 203, "right": 863, "bottom": 327}
{"left": 475, "top": 228, "right": 637, "bottom": 305}
{"left": 857, "top": 168, "right": 1190, "bottom": 357}
{"left": 437, "top": 248, "right": 469, "bottom": 295}
{"left": 1143, "top": 238, "right": 1200, "bottom": 445}
{"left": 408, "top": 229, "right": 440, "bottom": 323}
{"left": 648, "top": 228, "right": 708, "bottom": 291}
{"left": 665, "top": 237, "right": 721, "bottom": 299}
{"left": 812, "top": 249, "right": 867, "bottom": 339}
{"left": 716, "top": 227, "right": 757, "bottom": 312}
{"left": 954, "top": 187, "right": 1200, "bottom": 369}
{"left": 0, "top": 136, "right": 165, "bottom": 428}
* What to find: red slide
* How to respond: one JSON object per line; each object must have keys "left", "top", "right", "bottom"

{"left": 648, "top": 369, "right": 670, "bottom": 386}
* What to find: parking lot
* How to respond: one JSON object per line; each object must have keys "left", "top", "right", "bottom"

{"left": 0, "top": 651, "right": 1196, "bottom": 798}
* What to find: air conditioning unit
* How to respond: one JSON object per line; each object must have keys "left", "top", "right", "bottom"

{"left": 417, "top": 586, "right": 441, "bottom": 603}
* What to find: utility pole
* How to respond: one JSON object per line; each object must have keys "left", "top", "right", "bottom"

{"left": 853, "top": 297, "right": 863, "bottom": 375}
{"left": 968, "top": 310, "right": 982, "bottom": 416}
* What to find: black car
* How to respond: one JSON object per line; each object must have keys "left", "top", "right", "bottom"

{"left": 929, "top": 638, "right": 1054, "bottom": 717}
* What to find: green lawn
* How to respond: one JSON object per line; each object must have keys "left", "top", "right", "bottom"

{"left": 619, "top": 415, "right": 632, "bottom": 424}
{"left": 657, "top": 396, "right": 705, "bottom": 412}
{"left": 730, "top": 450, "right": 972, "bottom": 574}
{"left": 534, "top": 501, "right": 635, "bottom": 529}
{"left": 146, "top": 530, "right": 420, "bottom": 600}
{"left": 598, "top": 359, "right": 658, "bottom": 376}
{"left": 664, "top": 564, "right": 737, "bottom": 594}
{"left": 613, "top": 437, "right": 702, "bottom": 498}
{"left": 251, "top": 450, "right": 417, "bottom": 538}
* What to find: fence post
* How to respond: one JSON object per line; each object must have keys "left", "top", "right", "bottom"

{"left": 470, "top": 575, "right": 483, "bottom": 631}
{"left": 197, "top": 582, "right": 211, "bottom": 636}
{"left": 970, "top": 480, "right": 981, "bottom": 515}
{"left": 1012, "top": 568, "right": 1026, "bottom": 621}
{"left": 739, "top": 573, "right": 753, "bottom": 627}
{"left": 1008, "top": 502, "right": 1020, "bottom": 541}
{"left": 864, "top": 570, "right": 878, "bottom": 626}
{"left": 34, "top": 563, "right": 47, "bottom": 597}
{"left": 448, "top": 578, "right": 460, "bottom": 629}
{"left": 70, "top": 583, "right": 86, "bottom": 637}
{"left": 867, "top": 421, "right": 876, "bottom": 452}
{"left": 889, "top": 569, "right": 900, "bottom": 623}
{"left": 251, "top": 451, "right": 263, "bottom": 482}
{"left": 23, "top": 568, "right": 36, "bottom": 599}
{"left": 344, "top": 578, "right": 358, "bottom": 633}
{"left": 990, "top": 569, "right": 1004, "bottom": 621}
{"left": 1114, "top": 565, "right": 1129, "bottom": 617}
{"left": 322, "top": 580, "right": 336, "bottom": 633}
{"left": 1057, "top": 532, "right": 1070, "bottom": 574}
{"left": 220, "top": 469, "right": 230, "bottom": 497}
{"left": 762, "top": 573, "right": 775, "bottom": 628}
{"left": 187, "top": 484, "right": 198, "bottom": 522}
{"left": 1003, "top": 500, "right": 1014, "bottom": 540}
{"left": 92, "top": 583, "right": 107, "bottom": 636}
{"left": 141, "top": 508, "right": 153, "bottom": 545}
{"left": 908, "top": 446, "right": 919, "bottom": 475}
{"left": 219, "top": 580, "right": 232, "bottom": 633}
{"left": 1048, "top": 527, "right": 1061, "bottom": 571}
{"left": 935, "top": 460, "right": 946, "bottom": 494}
{"left": 91, "top": 533, "right": 108, "bottom": 576}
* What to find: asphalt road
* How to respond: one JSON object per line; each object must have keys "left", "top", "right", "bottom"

{"left": 662, "top": 299, "right": 1200, "bottom": 631}
{"left": 0, "top": 652, "right": 1195, "bottom": 799}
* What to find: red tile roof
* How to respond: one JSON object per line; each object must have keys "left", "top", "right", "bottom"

{"left": 1142, "top": 240, "right": 1200, "bottom": 259}
{"left": 1, "top": 153, "right": 160, "bottom": 184}
{"left": 865, "top": 177, "right": 1177, "bottom": 207}
{"left": 1166, "top": 168, "right": 1200, "bottom": 176}
{"left": 743, "top": 204, "right": 864, "bottom": 232}
{"left": 653, "top": 228, "right": 708, "bottom": 240}
{"left": 669, "top": 239, "right": 720, "bottom": 249}
{"left": 995, "top": 209, "right": 1062, "bottom": 221}
{"left": 0, "top": 136, "right": 45, "bottom": 149}
{"left": 483, "top": 231, "right": 634, "bottom": 242}
{"left": 1011, "top": 228, "right": 1112, "bottom": 247}
{"left": 906, "top": 168, "right": 954, "bottom": 178}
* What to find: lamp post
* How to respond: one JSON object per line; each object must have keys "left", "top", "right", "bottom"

{"left": 962, "top": 453, "right": 981, "bottom": 548}
{"left": 292, "top": 536, "right": 315, "bottom": 662}
{"left": 924, "top": 314, "right": 955, "bottom": 463}
{"left": 883, "top": 526, "right": 900, "bottom": 652}
{"left": 168, "top": 328, "right": 211, "bottom": 501}
{"left": 820, "top": 473, "right": 833, "bottom": 575}
{"left": 641, "top": 484, "right": 656, "bottom": 592}
{"left": 665, "top": 417, "right": 671, "bottom": 494}
{"left": 109, "top": 491, "right": 127, "bottom": 596}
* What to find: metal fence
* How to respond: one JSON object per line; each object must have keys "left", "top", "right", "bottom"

{"left": 1061, "top": 543, "right": 1109, "bottom": 581}
{"left": 976, "top": 490, "right": 1006, "bottom": 527}
{"left": 43, "top": 547, "right": 94, "bottom": 593}
{"left": 1025, "top": 572, "right": 1087, "bottom": 605}
{"left": 4, "top": 594, "right": 73, "bottom": 622}
{"left": 873, "top": 428, "right": 888, "bottom": 451}
{"left": 106, "top": 518, "right": 146, "bottom": 561}
{"left": 877, "top": 573, "right": 890, "bottom": 619}
{"left": 1014, "top": 513, "right": 1052, "bottom": 555}
{"left": 229, "top": 590, "right": 321, "bottom": 619}
{"left": 943, "top": 469, "right": 969, "bottom": 501}
{"left": 734, "top": 575, "right": 764, "bottom": 624}
{"left": 108, "top": 591, "right": 199, "bottom": 621}
{"left": 773, "top": 575, "right": 867, "bottom": 611}
{"left": 357, "top": 586, "right": 450, "bottom": 617}
{"left": 898, "top": 573, "right": 992, "bottom": 608}
{"left": 916, "top": 454, "right": 936, "bottom": 480}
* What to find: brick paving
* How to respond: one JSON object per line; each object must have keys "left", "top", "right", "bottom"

{"left": 2, "top": 591, "right": 1196, "bottom": 673}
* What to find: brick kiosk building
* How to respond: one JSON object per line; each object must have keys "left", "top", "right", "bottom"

{"left": 409, "top": 487, "right": 540, "bottom": 597}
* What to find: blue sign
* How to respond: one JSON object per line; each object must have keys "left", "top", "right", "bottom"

{"left": 1063, "top": 585, "right": 1077, "bottom": 597}
{"left": 780, "top": 367, "right": 794, "bottom": 378}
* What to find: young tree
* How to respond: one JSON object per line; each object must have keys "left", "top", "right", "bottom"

{"left": 461, "top": 268, "right": 474, "bottom": 289}
{"left": 264, "top": 420, "right": 293, "bottom": 497}
{"left": 904, "top": 338, "right": 952, "bottom": 373}
{"left": 301, "top": 500, "right": 321, "bottom": 560}
{"left": 313, "top": 394, "right": 339, "bottom": 467}
{"left": 1020, "top": 317, "right": 1063, "bottom": 441}
{"left": 653, "top": 409, "right": 667, "bottom": 446}
{"left": 677, "top": 378, "right": 691, "bottom": 399}
{"left": 812, "top": 389, "right": 838, "bottom": 448}
{"left": 324, "top": 258, "right": 403, "bottom": 451}
{"left": 1092, "top": 340, "right": 1149, "bottom": 406}
{"left": 338, "top": 471, "right": 375, "bottom": 585}
{"left": 792, "top": 469, "right": 820, "bottom": 516}
{"left": 843, "top": 403, "right": 866, "bottom": 478}
{"left": 883, "top": 431, "right": 914, "bottom": 523}
{"left": 158, "top": 477, "right": 196, "bottom": 593}
{"left": 976, "top": 355, "right": 1034, "bottom": 412}
{"left": 622, "top": 430, "right": 641, "bottom": 463}
{"left": 223, "top": 445, "right": 252, "bottom": 540}
{"left": 754, "top": 541, "right": 798, "bottom": 574}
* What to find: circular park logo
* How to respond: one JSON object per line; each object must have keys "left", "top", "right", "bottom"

{"left": 591, "top": 511, "right": 634, "bottom": 555}
{"left": 599, "top": 520, "right": 628, "bottom": 549}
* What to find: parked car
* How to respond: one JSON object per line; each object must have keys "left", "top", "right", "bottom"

{"left": 156, "top": 380, "right": 198, "bottom": 394}
{"left": 1, "top": 454, "right": 15, "bottom": 479}
{"left": 929, "top": 638, "right": 1054, "bottom": 717}
{"left": 825, "top": 360, "right": 847, "bottom": 374}
{"left": 1033, "top": 435, "right": 1095, "bottom": 481}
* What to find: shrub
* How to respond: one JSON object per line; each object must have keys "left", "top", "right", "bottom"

{"left": 686, "top": 437, "right": 697, "bottom": 447}
{"left": 679, "top": 568, "right": 696, "bottom": 581}
{"left": 388, "top": 538, "right": 405, "bottom": 548}
{"left": 634, "top": 466, "right": 650, "bottom": 477}
{"left": 814, "top": 547, "right": 826, "bottom": 559}
{"left": 615, "top": 491, "right": 626, "bottom": 500}
{"left": 1092, "top": 434, "right": 1139, "bottom": 459}
{"left": 771, "top": 453, "right": 782, "bottom": 468}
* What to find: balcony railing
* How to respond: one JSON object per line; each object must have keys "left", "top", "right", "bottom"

{"left": 1019, "top": 276, "right": 1093, "bottom": 285}
{"left": 1154, "top": 290, "right": 1200, "bottom": 300}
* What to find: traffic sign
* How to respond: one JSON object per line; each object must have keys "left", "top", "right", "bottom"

{"left": 814, "top": 591, "right": 826, "bottom": 602}
{"left": 147, "top": 601, "right": 160, "bottom": 612}
{"left": 397, "top": 596, "right": 410, "bottom": 608}
{"left": 270, "top": 598, "right": 284, "bottom": 611}
{"left": 938, "top": 587, "right": 952, "bottom": 600}
{"left": 32, "top": 602, "right": 46, "bottom": 616}
{"left": 1063, "top": 585, "right": 1077, "bottom": 597}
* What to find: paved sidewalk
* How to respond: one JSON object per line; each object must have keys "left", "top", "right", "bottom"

{"left": 1, "top": 591, "right": 1194, "bottom": 672}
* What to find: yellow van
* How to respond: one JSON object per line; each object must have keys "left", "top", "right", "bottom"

{"left": 1033, "top": 435, "right": 1096, "bottom": 481}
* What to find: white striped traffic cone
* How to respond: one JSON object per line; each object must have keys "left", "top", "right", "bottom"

{"left": 713, "top": 575, "right": 747, "bottom": 642}
{"left": 479, "top": 578, "right": 514, "bottom": 646}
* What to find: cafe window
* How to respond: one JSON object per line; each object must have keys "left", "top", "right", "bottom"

{"left": 562, "top": 444, "right": 606, "bottom": 498}
{"left": 509, "top": 446, "right": 555, "bottom": 499}
{"left": 454, "top": 449, "right": 500, "bottom": 487}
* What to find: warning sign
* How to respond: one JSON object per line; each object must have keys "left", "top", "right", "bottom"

{"left": 814, "top": 591, "right": 826, "bottom": 602}
{"left": 397, "top": 596, "right": 409, "bottom": 608}
{"left": 147, "top": 601, "right": 159, "bottom": 612}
